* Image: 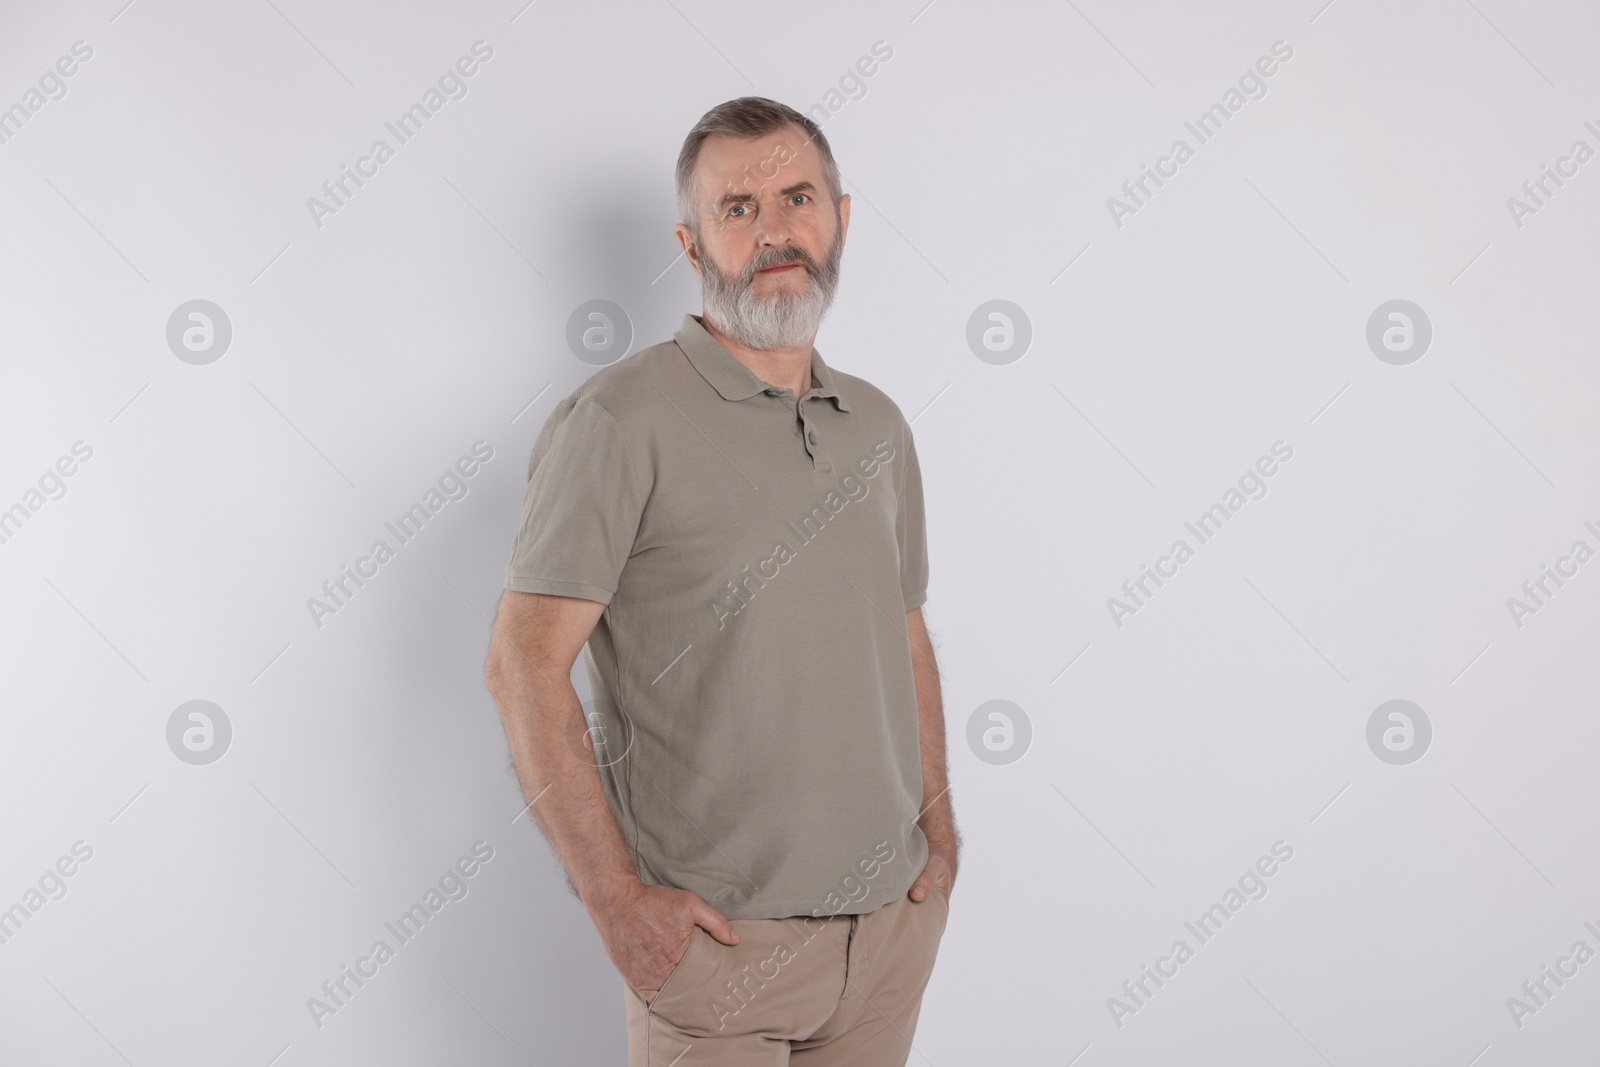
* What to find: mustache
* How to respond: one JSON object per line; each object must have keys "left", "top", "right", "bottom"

{"left": 747, "top": 249, "right": 813, "bottom": 278}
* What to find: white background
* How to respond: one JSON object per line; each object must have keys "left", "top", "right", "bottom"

{"left": 2, "top": 0, "right": 1598, "bottom": 1064}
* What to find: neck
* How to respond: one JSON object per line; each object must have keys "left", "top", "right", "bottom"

{"left": 699, "top": 313, "right": 814, "bottom": 396}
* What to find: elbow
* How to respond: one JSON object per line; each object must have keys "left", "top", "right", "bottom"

{"left": 483, "top": 635, "right": 559, "bottom": 700}
{"left": 483, "top": 640, "right": 514, "bottom": 698}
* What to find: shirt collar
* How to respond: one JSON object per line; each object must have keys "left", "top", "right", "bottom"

{"left": 674, "top": 313, "right": 851, "bottom": 412}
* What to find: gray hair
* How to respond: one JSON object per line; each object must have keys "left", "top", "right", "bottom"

{"left": 675, "top": 96, "right": 842, "bottom": 234}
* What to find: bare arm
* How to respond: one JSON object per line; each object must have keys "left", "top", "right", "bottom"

{"left": 484, "top": 589, "right": 636, "bottom": 903}
{"left": 484, "top": 589, "right": 738, "bottom": 1000}
{"left": 905, "top": 606, "right": 961, "bottom": 903}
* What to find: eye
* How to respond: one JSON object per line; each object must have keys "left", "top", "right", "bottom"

{"left": 728, "top": 204, "right": 749, "bottom": 218}
{"left": 789, "top": 194, "right": 809, "bottom": 207}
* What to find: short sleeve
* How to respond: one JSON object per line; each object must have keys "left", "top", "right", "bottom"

{"left": 896, "top": 420, "right": 929, "bottom": 611}
{"left": 503, "top": 396, "right": 651, "bottom": 605}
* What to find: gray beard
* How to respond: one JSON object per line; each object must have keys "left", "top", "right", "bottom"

{"left": 696, "top": 227, "right": 843, "bottom": 351}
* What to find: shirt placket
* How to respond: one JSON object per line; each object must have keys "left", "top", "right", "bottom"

{"left": 798, "top": 394, "right": 832, "bottom": 472}
{"left": 764, "top": 387, "right": 833, "bottom": 472}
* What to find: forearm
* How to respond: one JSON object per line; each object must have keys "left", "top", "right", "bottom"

{"left": 907, "top": 610, "right": 960, "bottom": 859}
{"left": 490, "top": 660, "right": 641, "bottom": 910}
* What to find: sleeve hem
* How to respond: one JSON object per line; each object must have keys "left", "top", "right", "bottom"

{"left": 504, "top": 575, "right": 615, "bottom": 605}
{"left": 903, "top": 588, "right": 928, "bottom": 611}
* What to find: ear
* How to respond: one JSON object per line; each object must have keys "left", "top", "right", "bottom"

{"left": 673, "top": 222, "right": 702, "bottom": 275}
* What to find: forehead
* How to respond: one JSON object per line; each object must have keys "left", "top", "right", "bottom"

{"left": 694, "top": 124, "right": 826, "bottom": 200}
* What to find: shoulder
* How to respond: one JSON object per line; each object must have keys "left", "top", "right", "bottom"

{"left": 555, "top": 336, "right": 688, "bottom": 427}
{"left": 830, "top": 367, "right": 915, "bottom": 441}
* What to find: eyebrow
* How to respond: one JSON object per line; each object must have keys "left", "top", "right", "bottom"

{"left": 715, "top": 180, "right": 817, "bottom": 210}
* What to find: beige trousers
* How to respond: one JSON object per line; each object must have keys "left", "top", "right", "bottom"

{"left": 624, "top": 889, "right": 949, "bottom": 1066}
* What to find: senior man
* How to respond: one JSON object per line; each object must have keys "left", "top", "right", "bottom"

{"left": 486, "top": 96, "right": 959, "bottom": 1066}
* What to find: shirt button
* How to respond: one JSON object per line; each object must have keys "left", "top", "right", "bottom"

{"left": 807, "top": 430, "right": 818, "bottom": 445}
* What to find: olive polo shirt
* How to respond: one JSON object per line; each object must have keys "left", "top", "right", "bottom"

{"left": 502, "top": 313, "right": 931, "bottom": 920}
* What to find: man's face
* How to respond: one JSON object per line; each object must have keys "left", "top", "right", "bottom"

{"left": 677, "top": 125, "right": 850, "bottom": 351}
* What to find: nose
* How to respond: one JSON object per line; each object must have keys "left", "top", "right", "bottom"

{"left": 751, "top": 209, "right": 792, "bottom": 254}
